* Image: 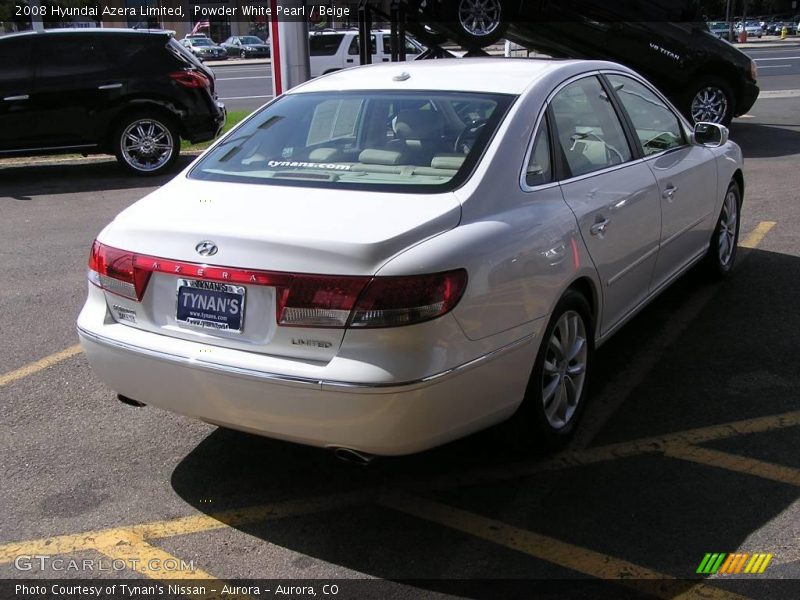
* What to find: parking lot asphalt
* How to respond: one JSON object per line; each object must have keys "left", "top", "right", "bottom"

{"left": 1, "top": 96, "right": 799, "bottom": 599}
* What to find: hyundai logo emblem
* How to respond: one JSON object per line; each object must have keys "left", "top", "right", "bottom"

{"left": 195, "top": 241, "right": 218, "bottom": 257}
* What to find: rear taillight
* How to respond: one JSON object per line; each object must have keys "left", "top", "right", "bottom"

{"left": 88, "top": 241, "right": 151, "bottom": 301}
{"left": 275, "top": 271, "right": 467, "bottom": 329}
{"left": 349, "top": 271, "right": 467, "bottom": 328}
{"left": 277, "top": 275, "right": 370, "bottom": 328}
{"left": 169, "top": 70, "right": 210, "bottom": 89}
{"left": 87, "top": 241, "right": 467, "bottom": 328}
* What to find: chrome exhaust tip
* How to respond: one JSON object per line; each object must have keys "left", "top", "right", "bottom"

{"left": 332, "top": 447, "right": 375, "bottom": 466}
{"left": 117, "top": 394, "right": 146, "bottom": 407}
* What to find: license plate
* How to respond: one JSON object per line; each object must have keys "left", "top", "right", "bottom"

{"left": 176, "top": 279, "right": 246, "bottom": 333}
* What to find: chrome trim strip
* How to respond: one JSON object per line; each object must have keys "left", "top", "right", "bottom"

{"left": 77, "top": 325, "right": 535, "bottom": 391}
{"left": 607, "top": 244, "right": 660, "bottom": 287}
{"left": 659, "top": 213, "right": 712, "bottom": 249}
{"left": 597, "top": 246, "right": 707, "bottom": 345}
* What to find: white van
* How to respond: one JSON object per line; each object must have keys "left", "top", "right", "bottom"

{"left": 309, "top": 30, "right": 425, "bottom": 77}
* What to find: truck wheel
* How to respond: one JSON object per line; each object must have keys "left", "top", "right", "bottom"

{"left": 444, "top": 0, "right": 509, "bottom": 48}
{"left": 685, "top": 76, "right": 735, "bottom": 125}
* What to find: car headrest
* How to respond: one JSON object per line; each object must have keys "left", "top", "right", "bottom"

{"left": 358, "top": 149, "right": 404, "bottom": 165}
{"left": 308, "top": 147, "right": 342, "bottom": 162}
{"left": 431, "top": 153, "right": 466, "bottom": 170}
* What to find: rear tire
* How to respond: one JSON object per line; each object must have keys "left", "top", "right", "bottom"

{"left": 508, "top": 290, "right": 594, "bottom": 450}
{"left": 113, "top": 112, "right": 180, "bottom": 177}
{"left": 704, "top": 180, "right": 742, "bottom": 278}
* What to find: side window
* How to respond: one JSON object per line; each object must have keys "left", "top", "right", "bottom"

{"left": 550, "top": 76, "right": 632, "bottom": 178}
{"left": 606, "top": 74, "right": 685, "bottom": 156}
{"left": 0, "top": 39, "right": 33, "bottom": 82}
{"left": 525, "top": 118, "right": 552, "bottom": 187}
{"left": 382, "top": 35, "right": 421, "bottom": 56}
{"left": 309, "top": 34, "right": 344, "bottom": 56}
{"left": 347, "top": 35, "right": 376, "bottom": 56}
{"left": 37, "top": 37, "right": 112, "bottom": 79}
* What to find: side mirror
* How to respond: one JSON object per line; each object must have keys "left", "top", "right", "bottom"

{"left": 693, "top": 122, "right": 729, "bottom": 148}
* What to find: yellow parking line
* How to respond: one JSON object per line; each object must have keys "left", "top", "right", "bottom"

{"left": 3, "top": 412, "right": 799, "bottom": 564}
{"left": 0, "top": 491, "right": 367, "bottom": 565}
{"left": 95, "top": 530, "right": 253, "bottom": 600}
{"left": 739, "top": 221, "right": 777, "bottom": 249}
{"left": 0, "top": 344, "right": 82, "bottom": 388}
{"left": 381, "top": 493, "right": 750, "bottom": 600}
{"left": 412, "top": 410, "right": 800, "bottom": 492}
{"left": 664, "top": 444, "right": 800, "bottom": 487}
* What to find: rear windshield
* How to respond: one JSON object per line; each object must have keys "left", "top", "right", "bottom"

{"left": 189, "top": 91, "right": 515, "bottom": 193}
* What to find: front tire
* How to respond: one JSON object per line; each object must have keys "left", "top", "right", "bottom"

{"left": 704, "top": 180, "right": 742, "bottom": 277}
{"left": 684, "top": 76, "right": 735, "bottom": 125}
{"left": 113, "top": 112, "right": 180, "bottom": 176}
{"left": 509, "top": 290, "right": 593, "bottom": 449}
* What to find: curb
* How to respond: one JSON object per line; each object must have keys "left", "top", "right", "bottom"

{"left": 206, "top": 58, "right": 271, "bottom": 67}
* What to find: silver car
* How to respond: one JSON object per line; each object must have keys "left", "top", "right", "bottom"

{"left": 78, "top": 59, "right": 744, "bottom": 456}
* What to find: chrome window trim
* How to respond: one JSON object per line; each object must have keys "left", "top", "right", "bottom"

{"left": 77, "top": 324, "right": 535, "bottom": 393}
{"left": 519, "top": 101, "right": 558, "bottom": 192}
{"left": 521, "top": 71, "right": 643, "bottom": 190}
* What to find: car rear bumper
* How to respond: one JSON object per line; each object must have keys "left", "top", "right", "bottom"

{"left": 183, "top": 100, "right": 226, "bottom": 143}
{"left": 77, "top": 316, "right": 534, "bottom": 456}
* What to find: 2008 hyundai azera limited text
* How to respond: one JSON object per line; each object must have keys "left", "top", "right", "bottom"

{"left": 78, "top": 59, "right": 744, "bottom": 457}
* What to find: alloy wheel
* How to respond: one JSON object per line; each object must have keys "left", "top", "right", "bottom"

{"left": 541, "top": 310, "right": 588, "bottom": 429}
{"left": 691, "top": 86, "right": 729, "bottom": 124}
{"left": 457, "top": 0, "right": 502, "bottom": 37}
{"left": 718, "top": 188, "right": 739, "bottom": 266}
{"left": 120, "top": 119, "right": 174, "bottom": 173}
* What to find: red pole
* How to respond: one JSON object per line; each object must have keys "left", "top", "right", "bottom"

{"left": 269, "top": 0, "right": 282, "bottom": 96}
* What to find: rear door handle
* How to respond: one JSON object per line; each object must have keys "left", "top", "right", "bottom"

{"left": 590, "top": 219, "right": 610, "bottom": 236}
{"left": 662, "top": 185, "right": 679, "bottom": 200}
{"left": 98, "top": 83, "right": 123, "bottom": 90}
{"left": 3, "top": 95, "right": 29, "bottom": 101}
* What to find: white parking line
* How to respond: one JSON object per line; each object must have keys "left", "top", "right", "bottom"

{"left": 753, "top": 56, "right": 800, "bottom": 60}
{"left": 216, "top": 76, "right": 273, "bottom": 81}
{"left": 758, "top": 64, "right": 794, "bottom": 68}
{"left": 219, "top": 95, "right": 273, "bottom": 101}
{"left": 757, "top": 89, "right": 800, "bottom": 98}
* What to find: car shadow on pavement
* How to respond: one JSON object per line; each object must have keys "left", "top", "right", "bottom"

{"left": 730, "top": 122, "right": 800, "bottom": 158}
{"left": 170, "top": 247, "right": 800, "bottom": 597}
{"left": 0, "top": 155, "right": 196, "bottom": 200}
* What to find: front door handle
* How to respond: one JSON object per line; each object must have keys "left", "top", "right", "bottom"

{"left": 662, "top": 185, "right": 679, "bottom": 200}
{"left": 98, "top": 83, "right": 123, "bottom": 90}
{"left": 3, "top": 95, "right": 29, "bottom": 101}
{"left": 590, "top": 219, "right": 610, "bottom": 236}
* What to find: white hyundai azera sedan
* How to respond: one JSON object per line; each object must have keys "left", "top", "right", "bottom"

{"left": 78, "top": 59, "right": 744, "bottom": 458}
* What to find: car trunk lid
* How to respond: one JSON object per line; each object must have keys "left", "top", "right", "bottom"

{"left": 94, "top": 178, "right": 461, "bottom": 361}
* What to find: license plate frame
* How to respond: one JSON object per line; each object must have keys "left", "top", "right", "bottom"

{"left": 176, "top": 279, "right": 246, "bottom": 334}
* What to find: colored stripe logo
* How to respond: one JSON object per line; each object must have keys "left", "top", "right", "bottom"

{"left": 697, "top": 552, "right": 773, "bottom": 574}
